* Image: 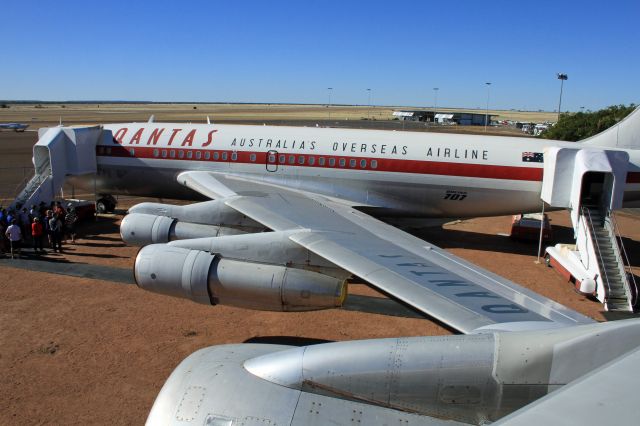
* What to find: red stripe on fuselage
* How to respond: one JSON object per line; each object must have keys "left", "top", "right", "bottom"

{"left": 96, "top": 145, "right": 554, "bottom": 182}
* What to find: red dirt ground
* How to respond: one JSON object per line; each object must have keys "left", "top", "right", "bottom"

{"left": 2, "top": 208, "right": 638, "bottom": 425}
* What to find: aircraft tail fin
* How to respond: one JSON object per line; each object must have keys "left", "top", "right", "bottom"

{"left": 581, "top": 106, "right": 640, "bottom": 149}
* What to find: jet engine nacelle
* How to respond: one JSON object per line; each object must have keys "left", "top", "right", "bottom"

{"left": 128, "top": 200, "right": 262, "bottom": 229}
{"left": 120, "top": 213, "right": 247, "bottom": 246}
{"left": 134, "top": 244, "right": 347, "bottom": 311}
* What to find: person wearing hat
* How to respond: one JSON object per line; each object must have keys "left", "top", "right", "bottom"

{"left": 31, "top": 216, "right": 44, "bottom": 254}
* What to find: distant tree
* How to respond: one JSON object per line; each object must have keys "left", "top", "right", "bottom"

{"left": 0, "top": 103, "right": 9, "bottom": 108}
{"left": 540, "top": 104, "right": 636, "bottom": 141}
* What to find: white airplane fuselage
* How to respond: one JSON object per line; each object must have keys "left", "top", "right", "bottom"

{"left": 81, "top": 122, "right": 640, "bottom": 218}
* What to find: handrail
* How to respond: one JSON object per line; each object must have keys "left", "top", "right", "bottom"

{"left": 11, "top": 173, "right": 47, "bottom": 209}
{"left": 607, "top": 210, "right": 638, "bottom": 307}
{"left": 12, "top": 173, "right": 34, "bottom": 200}
{"left": 580, "top": 205, "right": 614, "bottom": 301}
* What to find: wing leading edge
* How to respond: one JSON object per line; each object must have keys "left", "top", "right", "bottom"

{"left": 178, "top": 171, "right": 594, "bottom": 333}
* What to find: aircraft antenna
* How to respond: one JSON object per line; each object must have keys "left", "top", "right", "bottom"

{"left": 148, "top": 115, "right": 155, "bottom": 123}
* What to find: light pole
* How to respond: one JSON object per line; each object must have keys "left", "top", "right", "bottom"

{"left": 366, "top": 88, "right": 372, "bottom": 120}
{"left": 433, "top": 87, "right": 439, "bottom": 125}
{"left": 556, "top": 73, "right": 568, "bottom": 122}
{"left": 484, "top": 82, "right": 491, "bottom": 131}
{"left": 327, "top": 87, "right": 333, "bottom": 121}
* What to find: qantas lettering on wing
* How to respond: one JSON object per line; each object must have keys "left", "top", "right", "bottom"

{"left": 113, "top": 128, "right": 219, "bottom": 147}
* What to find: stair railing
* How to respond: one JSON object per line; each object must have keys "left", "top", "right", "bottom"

{"left": 606, "top": 210, "right": 638, "bottom": 307}
{"left": 580, "top": 205, "right": 614, "bottom": 302}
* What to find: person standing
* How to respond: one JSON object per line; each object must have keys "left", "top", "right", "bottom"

{"left": 31, "top": 217, "right": 45, "bottom": 254}
{"left": 64, "top": 207, "right": 79, "bottom": 243}
{"left": 5, "top": 219, "right": 23, "bottom": 259}
{"left": 19, "top": 207, "right": 31, "bottom": 244}
{"left": 49, "top": 213, "right": 63, "bottom": 253}
{"left": 0, "top": 220, "right": 7, "bottom": 257}
{"left": 44, "top": 210, "right": 53, "bottom": 248}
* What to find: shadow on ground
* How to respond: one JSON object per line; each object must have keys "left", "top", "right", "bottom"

{"left": 244, "top": 336, "right": 333, "bottom": 346}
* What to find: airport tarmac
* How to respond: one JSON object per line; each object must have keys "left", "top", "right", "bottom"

{"left": 0, "top": 115, "right": 638, "bottom": 425}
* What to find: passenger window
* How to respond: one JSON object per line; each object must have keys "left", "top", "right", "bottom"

{"left": 161, "top": 150, "right": 167, "bottom": 158}
{"left": 360, "top": 159, "right": 367, "bottom": 168}
{"left": 371, "top": 159, "right": 378, "bottom": 169}
{"left": 268, "top": 154, "right": 276, "bottom": 163}
{"left": 170, "top": 150, "right": 176, "bottom": 158}
{"left": 129, "top": 148, "right": 135, "bottom": 156}
{"left": 279, "top": 155, "right": 285, "bottom": 163}
{"left": 196, "top": 151, "right": 202, "bottom": 160}
{"left": 298, "top": 156, "right": 305, "bottom": 165}
{"left": 329, "top": 158, "right": 336, "bottom": 167}
{"left": 204, "top": 151, "right": 210, "bottom": 160}
{"left": 178, "top": 150, "right": 184, "bottom": 159}
{"left": 339, "top": 158, "right": 346, "bottom": 167}
{"left": 318, "top": 157, "right": 325, "bottom": 166}
{"left": 349, "top": 159, "right": 356, "bottom": 168}
{"left": 222, "top": 152, "right": 228, "bottom": 160}
{"left": 231, "top": 152, "right": 238, "bottom": 161}
{"left": 251, "top": 153, "right": 257, "bottom": 162}
{"left": 308, "top": 156, "right": 315, "bottom": 165}
{"left": 106, "top": 147, "right": 111, "bottom": 155}
{"left": 213, "top": 152, "right": 220, "bottom": 160}
{"left": 289, "top": 155, "right": 295, "bottom": 164}
{"left": 153, "top": 149, "right": 159, "bottom": 157}
{"left": 187, "top": 151, "right": 193, "bottom": 159}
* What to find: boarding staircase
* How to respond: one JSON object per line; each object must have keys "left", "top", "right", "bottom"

{"left": 581, "top": 206, "right": 636, "bottom": 311}
{"left": 9, "top": 125, "right": 102, "bottom": 210}
{"left": 11, "top": 155, "right": 53, "bottom": 209}
{"left": 541, "top": 146, "right": 637, "bottom": 312}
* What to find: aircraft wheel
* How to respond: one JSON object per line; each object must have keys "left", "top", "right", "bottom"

{"left": 96, "top": 199, "right": 108, "bottom": 214}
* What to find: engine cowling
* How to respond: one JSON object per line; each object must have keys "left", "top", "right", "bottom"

{"left": 120, "top": 213, "right": 247, "bottom": 246}
{"left": 134, "top": 244, "right": 347, "bottom": 311}
{"left": 129, "top": 200, "right": 261, "bottom": 228}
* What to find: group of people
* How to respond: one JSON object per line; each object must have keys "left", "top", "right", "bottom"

{"left": 0, "top": 201, "right": 79, "bottom": 259}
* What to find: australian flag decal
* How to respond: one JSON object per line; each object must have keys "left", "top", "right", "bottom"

{"left": 522, "top": 152, "right": 543, "bottom": 163}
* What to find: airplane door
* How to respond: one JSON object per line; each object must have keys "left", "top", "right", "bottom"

{"left": 266, "top": 150, "right": 279, "bottom": 172}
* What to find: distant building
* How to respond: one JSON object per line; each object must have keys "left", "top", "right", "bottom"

{"left": 392, "top": 110, "right": 494, "bottom": 125}
{"left": 434, "top": 113, "right": 454, "bottom": 124}
{"left": 392, "top": 111, "right": 430, "bottom": 121}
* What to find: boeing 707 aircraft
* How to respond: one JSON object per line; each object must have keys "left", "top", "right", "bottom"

{"left": 20, "top": 107, "right": 640, "bottom": 424}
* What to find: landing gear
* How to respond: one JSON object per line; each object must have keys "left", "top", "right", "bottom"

{"left": 96, "top": 194, "right": 117, "bottom": 214}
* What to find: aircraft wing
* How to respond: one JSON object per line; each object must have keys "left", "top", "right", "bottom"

{"left": 494, "top": 345, "right": 640, "bottom": 425}
{"left": 178, "top": 171, "right": 594, "bottom": 334}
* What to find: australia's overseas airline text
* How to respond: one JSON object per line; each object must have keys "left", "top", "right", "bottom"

{"left": 111, "top": 127, "right": 490, "bottom": 161}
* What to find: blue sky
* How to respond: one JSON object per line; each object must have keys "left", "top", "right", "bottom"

{"left": 1, "top": 0, "right": 638, "bottom": 111}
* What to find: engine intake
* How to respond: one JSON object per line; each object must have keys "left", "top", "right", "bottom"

{"left": 134, "top": 244, "right": 347, "bottom": 311}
